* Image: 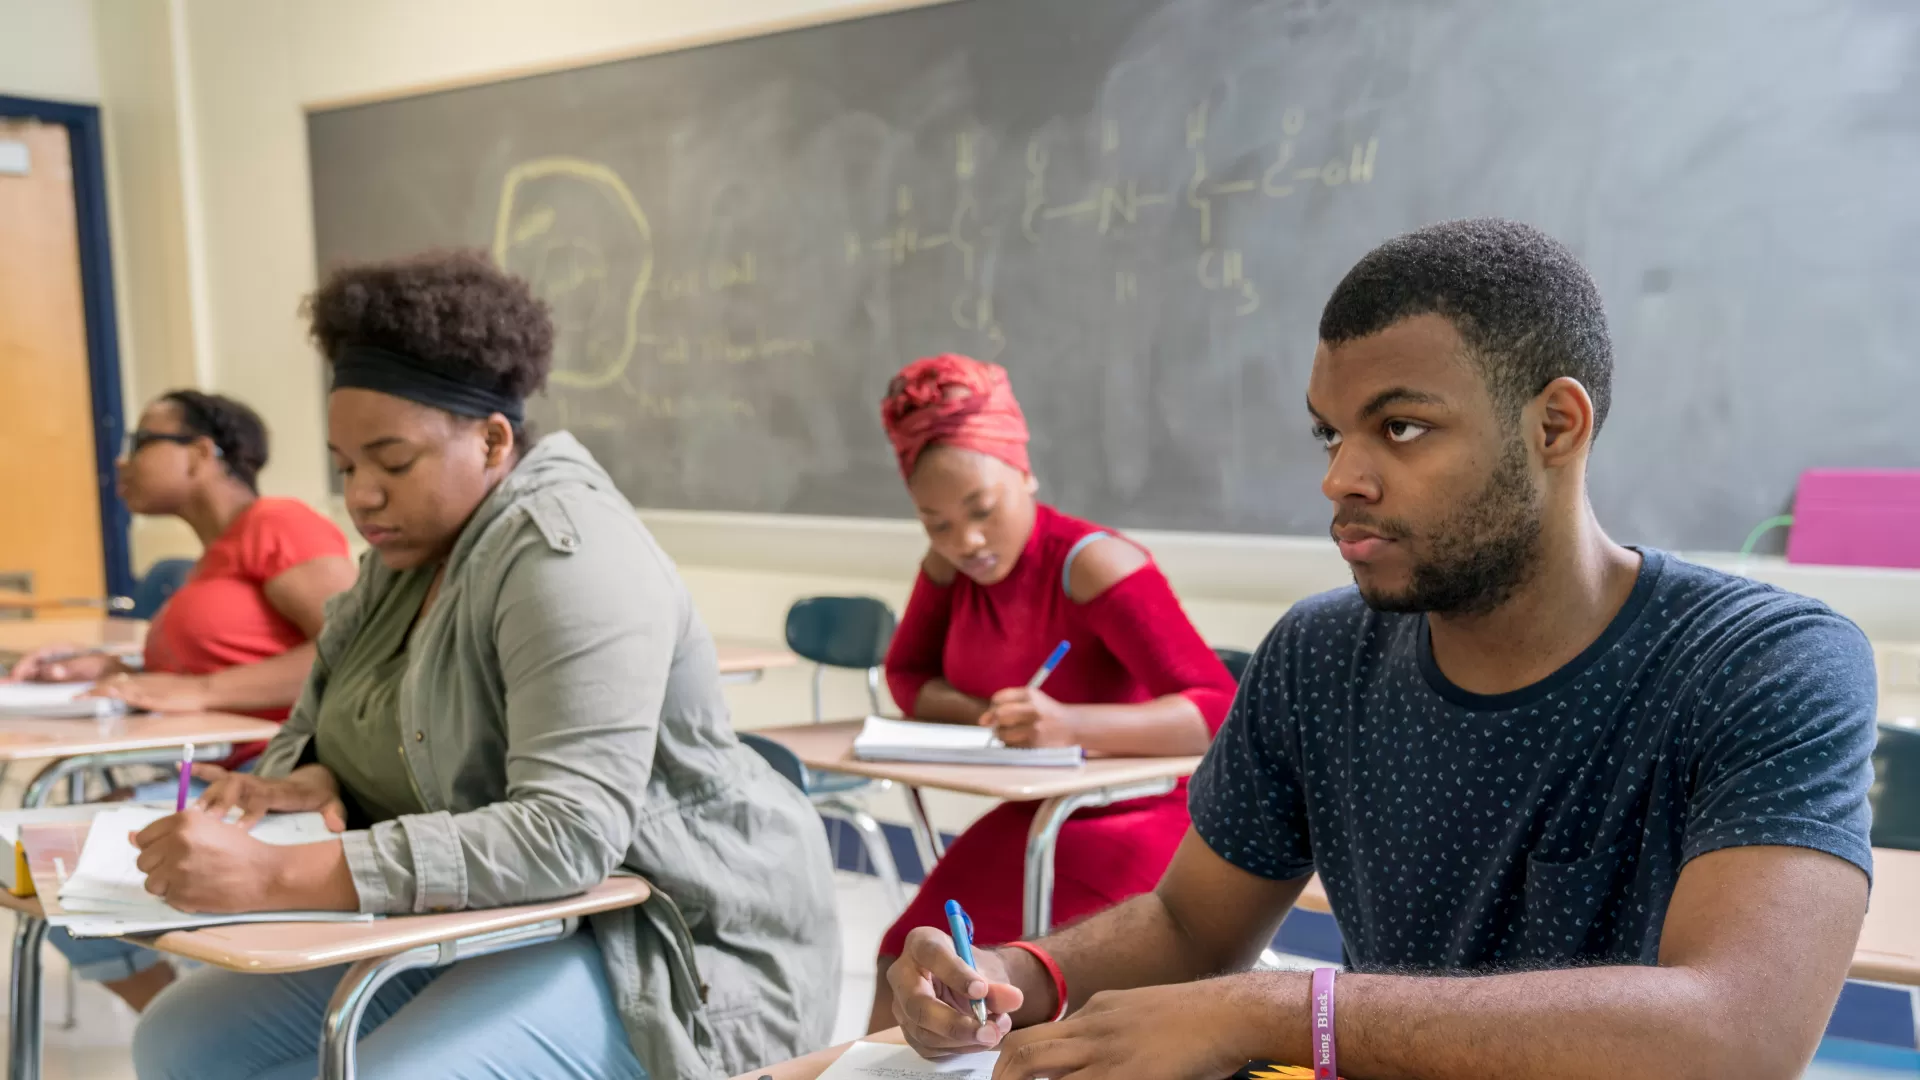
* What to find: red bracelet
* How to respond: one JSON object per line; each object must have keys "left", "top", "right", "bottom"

{"left": 1310, "top": 967, "right": 1338, "bottom": 1080}
{"left": 1005, "top": 941, "right": 1069, "bottom": 1022}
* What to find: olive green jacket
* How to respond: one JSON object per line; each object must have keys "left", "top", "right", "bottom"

{"left": 257, "top": 433, "right": 840, "bottom": 1079}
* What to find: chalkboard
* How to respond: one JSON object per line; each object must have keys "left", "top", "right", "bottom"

{"left": 308, "top": 0, "right": 1920, "bottom": 550}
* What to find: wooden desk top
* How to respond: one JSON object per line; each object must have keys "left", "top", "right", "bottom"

{"left": 754, "top": 720, "right": 1202, "bottom": 801}
{"left": 143, "top": 876, "right": 651, "bottom": 974}
{"left": 0, "top": 711, "right": 279, "bottom": 761}
{"left": 732, "top": 1029, "right": 907, "bottom": 1080}
{"left": 0, "top": 617, "right": 147, "bottom": 658}
{"left": 716, "top": 641, "right": 798, "bottom": 676}
{"left": 1288, "top": 850, "right": 1919, "bottom": 986}
{"left": 1853, "top": 847, "right": 1920, "bottom": 985}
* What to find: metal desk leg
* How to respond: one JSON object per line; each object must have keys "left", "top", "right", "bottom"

{"left": 1022, "top": 778, "right": 1178, "bottom": 938}
{"left": 318, "top": 917, "right": 579, "bottom": 1080}
{"left": 9, "top": 914, "right": 46, "bottom": 1080}
{"left": 21, "top": 744, "right": 235, "bottom": 809}
{"left": 903, "top": 785, "right": 945, "bottom": 880}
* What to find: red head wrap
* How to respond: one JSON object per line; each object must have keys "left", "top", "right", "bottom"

{"left": 879, "top": 354, "right": 1032, "bottom": 479}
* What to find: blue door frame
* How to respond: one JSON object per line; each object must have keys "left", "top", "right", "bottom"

{"left": 0, "top": 95, "right": 134, "bottom": 598}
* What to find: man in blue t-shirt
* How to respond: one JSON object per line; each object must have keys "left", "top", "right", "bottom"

{"left": 885, "top": 219, "right": 1877, "bottom": 1079}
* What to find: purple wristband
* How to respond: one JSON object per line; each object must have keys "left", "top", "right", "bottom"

{"left": 1311, "top": 967, "right": 1337, "bottom": 1080}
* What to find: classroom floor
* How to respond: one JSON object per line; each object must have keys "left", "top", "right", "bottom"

{"left": 0, "top": 869, "right": 896, "bottom": 1079}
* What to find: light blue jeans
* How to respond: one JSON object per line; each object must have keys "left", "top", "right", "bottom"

{"left": 131, "top": 930, "right": 646, "bottom": 1079}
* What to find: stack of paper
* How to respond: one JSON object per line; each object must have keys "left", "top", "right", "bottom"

{"left": 851, "top": 716, "right": 1083, "bottom": 767}
{"left": 816, "top": 1041, "right": 997, "bottom": 1080}
{"left": 25, "top": 806, "right": 372, "bottom": 937}
{"left": 0, "top": 681, "right": 126, "bottom": 719}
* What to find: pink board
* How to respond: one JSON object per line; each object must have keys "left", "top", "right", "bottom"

{"left": 1787, "top": 470, "right": 1920, "bottom": 569}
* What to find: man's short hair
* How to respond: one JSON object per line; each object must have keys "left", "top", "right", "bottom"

{"left": 1319, "top": 219, "right": 1613, "bottom": 433}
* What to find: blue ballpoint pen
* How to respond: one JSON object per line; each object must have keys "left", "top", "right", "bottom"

{"left": 945, "top": 899, "right": 989, "bottom": 1025}
{"left": 1027, "top": 641, "right": 1071, "bottom": 689}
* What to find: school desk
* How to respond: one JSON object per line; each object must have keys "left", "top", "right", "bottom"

{"left": 0, "top": 617, "right": 146, "bottom": 666}
{"left": 0, "top": 711, "right": 278, "bottom": 809}
{"left": 753, "top": 719, "right": 1202, "bottom": 936}
{"left": 1292, "top": 850, "right": 1918, "bottom": 988}
{"left": 732, "top": 1028, "right": 1917, "bottom": 1080}
{"left": 717, "top": 641, "right": 799, "bottom": 685}
{"left": 0, "top": 876, "right": 651, "bottom": 1080}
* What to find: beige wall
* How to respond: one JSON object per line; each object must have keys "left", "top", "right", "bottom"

{"left": 0, "top": 0, "right": 101, "bottom": 102}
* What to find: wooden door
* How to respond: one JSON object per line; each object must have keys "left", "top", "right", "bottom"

{"left": 0, "top": 119, "right": 105, "bottom": 604}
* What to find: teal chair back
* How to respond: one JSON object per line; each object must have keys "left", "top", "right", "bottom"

{"left": 125, "top": 559, "right": 194, "bottom": 620}
{"left": 1871, "top": 723, "right": 1920, "bottom": 851}
{"left": 785, "top": 596, "right": 896, "bottom": 722}
{"left": 1213, "top": 647, "right": 1253, "bottom": 683}
{"left": 740, "top": 733, "right": 808, "bottom": 794}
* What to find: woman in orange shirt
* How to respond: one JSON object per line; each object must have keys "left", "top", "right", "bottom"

{"left": 7, "top": 391, "right": 355, "bottom": 1011}
{"left": 10, "top": 390, "right": 354, "bottom": 733}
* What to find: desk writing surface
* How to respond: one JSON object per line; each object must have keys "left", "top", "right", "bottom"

{"left": 1853, "top": 847, "right": 1920, "bottom": 986}
{"left": 754, "top": 720, "right": 1200, "bottom": 801}
{"left": 1288, "top": 850, "right": 1917, "bottom": 987}
{"left": 144, "top": 877, "right": 652, "bottom": 974}
{"left": 715, "top": 642, "right": 798, "bottom": 676}
{"left": 0, "top": 712, "right": 278, "bottom": 762}
{"left": 729, "top": 1029, "right": 907, "bottom": 1080}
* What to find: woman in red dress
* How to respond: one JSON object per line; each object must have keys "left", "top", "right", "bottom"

{"left": 869, "top": 353, "right": 1238, "bottom": 1030}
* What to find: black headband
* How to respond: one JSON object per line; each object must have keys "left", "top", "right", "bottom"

{"left": 330, "top": 344, "right": 525, "bottom": 426}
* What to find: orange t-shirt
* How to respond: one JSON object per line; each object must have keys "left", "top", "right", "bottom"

{"left": 142, "top": 497, "right": 349, "bottom": 765}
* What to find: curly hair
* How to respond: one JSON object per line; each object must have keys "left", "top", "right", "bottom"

{"left": 1320, "top": 219, "right": 1613, "bottom": 435}
{"left": 161, "top": 390, "right": 270, "bottom": 492}
{"left": 304, "top": 249, "right": 554, "bottom": 404}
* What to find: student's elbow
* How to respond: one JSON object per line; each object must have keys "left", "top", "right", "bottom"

{"left": 1667, "top": 974, "right": 1824, "bottom": 1080}
{"left": 886, "top": 668, "right": 933, "bottom": 716}
{"left": 493, "top": 794, "right": 634, "bottom": 900}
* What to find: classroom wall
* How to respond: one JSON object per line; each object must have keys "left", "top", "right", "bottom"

{"left": 0, "top": 0, "right": 101, "bottom": 102}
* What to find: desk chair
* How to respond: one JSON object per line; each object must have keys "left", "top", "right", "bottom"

{"left": 740, "top": 731, "right": 906, "bottom": 905}
{"left": 782, "top": 597, "right": 918, "bottom": 905}
{"left": 121, "top": 558, "right": 193, "bottom": 621}
{"left": 1213, "top": 647, "right": 1253, "bottom": 683}
{"left": 2, "top": 878, "right": 651, "bottom": 1080}
{"left": 0, "top": 558, "right": 192, "bottom": 626}
{"left": 1874, "top": 723, "right": 1920, "bottom": 852}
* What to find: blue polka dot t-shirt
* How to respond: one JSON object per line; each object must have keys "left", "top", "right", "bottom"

{"left": 1190, "top": 549, "right": 1877, "bottom": 971}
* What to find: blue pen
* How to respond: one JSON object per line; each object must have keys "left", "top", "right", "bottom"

{"left": 1027, "top": 641, "right": 1071, "bottom": 689}
{"left": 945, "top": 899, "right": 989, "bottom": 1025}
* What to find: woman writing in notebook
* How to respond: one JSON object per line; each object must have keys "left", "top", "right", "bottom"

{"left": 8, "top": 390, "right": 353, "bottom": 723}
{"left": 7, "top": 392, "right": 355, "bottom": 1013}
{"left": 123, "top": 251, "right": 838, "bottom": 1080}
{"left": 868, "top": 353, "right": 1239, "bottom": 1030}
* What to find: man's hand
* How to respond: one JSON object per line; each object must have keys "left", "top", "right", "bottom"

{"left": 889, "top": 926, "right": 1024, "bottom": 1057}
{"left": 992, "top": 979, "right": 1262, "bottom": 1080}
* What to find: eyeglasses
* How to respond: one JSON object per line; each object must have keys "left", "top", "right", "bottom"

{"left": 123, "top": 430, "right": 200, "bottom": 456}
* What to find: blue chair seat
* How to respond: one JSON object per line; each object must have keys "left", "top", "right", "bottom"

{"left": 807, "top": 770, "right": 873, "bottom": 797}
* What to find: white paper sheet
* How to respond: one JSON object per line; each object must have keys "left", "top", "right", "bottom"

{"left": 0, "top": 681, "right": 125, "bottom": 718}
{"left": 814, "top": 1042, "right": 998, "bottom": 1080}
